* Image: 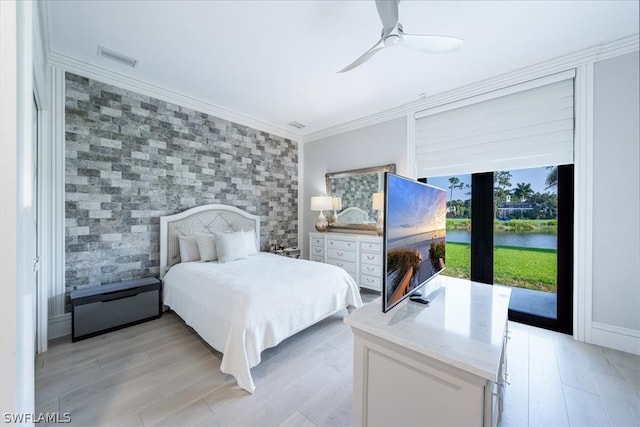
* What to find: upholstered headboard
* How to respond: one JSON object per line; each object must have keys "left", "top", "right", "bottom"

{"left": 159, "top": 204, "right": 260, "bottom": 278}
{"left": 336, "top": 206, "right": 370, "bottom": 224}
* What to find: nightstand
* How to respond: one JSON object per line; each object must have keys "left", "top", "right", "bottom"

{"left": 273, "top": 247, "right": 301, "bottom": 258}
{"left": 71, "top": 277, "right": 161, "bottom": 341}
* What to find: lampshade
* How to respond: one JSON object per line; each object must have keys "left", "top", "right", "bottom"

{"left": 372, "top": 192, "right": 384, "bottom": 211}
{"left": 310, "top": 196, "right": 333, "bottom": 211}
{"left": 332, "top": 197, "right": 342, "bottom": 210}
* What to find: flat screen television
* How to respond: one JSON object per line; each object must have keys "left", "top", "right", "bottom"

{"left": 382, "top": 173, "right": 447, "bottom": 313}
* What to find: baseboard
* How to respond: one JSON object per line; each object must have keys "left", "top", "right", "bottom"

{"left": 590, "top": 321, "right": 640, "bottom": 355}
{"left": 48, "top": 313, "right": 71, "bottom": 339}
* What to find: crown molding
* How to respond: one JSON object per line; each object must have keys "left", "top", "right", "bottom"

{"left": 303, "top": 33, "right": 639, "bottom": 144}
{"left": 48, "top": 51, "right": 303, "bottom": 143}
{"left": 35, "top": 1, "right": 50, "bottom": 65}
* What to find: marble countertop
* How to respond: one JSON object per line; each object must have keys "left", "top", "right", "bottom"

{"left": 345, "top": 275, "right": 511, "bottom": 382}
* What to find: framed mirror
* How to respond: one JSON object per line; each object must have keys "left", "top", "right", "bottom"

{"left": 325, "top": 164, "right": 396, "bottom": 232}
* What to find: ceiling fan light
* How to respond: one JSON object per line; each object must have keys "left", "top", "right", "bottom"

{"left": 383, "top": 34, "right": 402, "bottom": 47}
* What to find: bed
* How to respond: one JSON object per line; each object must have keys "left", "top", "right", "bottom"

{"left": 159, "top": 204, "right": 363, "bottom": 393}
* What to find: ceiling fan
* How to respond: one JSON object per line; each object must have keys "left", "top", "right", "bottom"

{"left": 338, "top": 0, "right": 463, "bottom": 73}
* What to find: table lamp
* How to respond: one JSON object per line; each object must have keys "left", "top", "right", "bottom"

{"left": 311, "top": 196, "right": 333, "bottom": 232}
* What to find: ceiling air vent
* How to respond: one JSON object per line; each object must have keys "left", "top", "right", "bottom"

{"left": 288, "top": 121, "right": 306, "bottom": 129}
{"left": 97, "top": 45, "right": 138, "bottom": 68}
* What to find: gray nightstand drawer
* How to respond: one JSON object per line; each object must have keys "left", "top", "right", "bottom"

{"left": 71, "top": 277, "right": 161, "bottom": 341}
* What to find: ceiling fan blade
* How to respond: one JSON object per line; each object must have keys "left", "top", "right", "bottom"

{"left": 338, "top": 39, "right": 385, "bottom": 73}
{"left": 402, "top": 34, "right": 463, "bottom": 54}
{"left": 375, "top": 0, "right": 399, "bottom": 37}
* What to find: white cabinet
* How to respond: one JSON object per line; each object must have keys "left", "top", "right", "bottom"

{"left": 309, "top": 234, "right": 326, "bottom": 263}
{"left": 309, "top": 232, "right": 382, "bottom": 292}
{"left": 345, "top": 277, "right": 512, "bottom": 427}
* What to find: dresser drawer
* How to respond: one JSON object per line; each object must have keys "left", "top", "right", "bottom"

{"left": 310, "top": 246, "right": 325, "bottom": 257}
{"left": 361, "top": 263, "right": 382, "bottom": 277}
{"left": 327, "top": 238, "right": 356, "bottom": 251}
{"left": 311, "top": 236, "right": 325, "bottom": 246}
{"left": 327, "top": 248, "right": 357, "bottom": 262}
{"left": 361, "top": 252, "right": 383, "bottom": 265}
{"left": 360, "top": 274, "right": 382, "bottom": 289}
{"left": 328, "top": 259, "right": 356, "bottom": 275}
{"left": 360, "top": 241, "right": 382, "bottom": 252}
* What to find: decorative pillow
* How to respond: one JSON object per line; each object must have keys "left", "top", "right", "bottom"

{"left": 178, "top": 235, "right": 201, "bottom": 263}
{"left": 195, "top": 233, "right": 217, "bottom": 262}
{"left": 242, "top": 230, "right": 258, "bottom": 255}
{"left": 214, "top": 231, "right": 249, "bottom": 263}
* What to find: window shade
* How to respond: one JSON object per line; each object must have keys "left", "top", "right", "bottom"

{"left": 415, "top": 76, "right": 575, "bottom": 177}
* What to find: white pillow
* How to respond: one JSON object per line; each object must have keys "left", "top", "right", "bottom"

{"left": 242, "top": 230, "right": 258, "bottom": 255}
{"left": 195, "top": 233, "right": 217, "bottom": 262}
{"left": 178, "top": 235, "right": 200, "bottom": 263}
{"left": 214, "top": 231, "right": 249, "bottom": 263}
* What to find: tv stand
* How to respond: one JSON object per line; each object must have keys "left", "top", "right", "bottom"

{"left": 345, "top": 276, "right": 511, "bottom": 427}
{"left": 409, "top": 289, "right": 430, "bottom": 304}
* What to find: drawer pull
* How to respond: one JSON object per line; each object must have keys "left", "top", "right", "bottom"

{"left": 315, "top": 248, "right": 322, "bottom": 252}
{"left": 101, "top": 292, "right": 140, "bottom": 302}
{"left": 337, "top": 251, "right": 344, "bottom": 256}
{"left": 338, "top": 262, "right": 344, "bottom": 267}
{"left": 366, "top": 266, "right": 374, "bottom": 271}
{"left": 367, "top": 255, "right": 375, "bottom": 260}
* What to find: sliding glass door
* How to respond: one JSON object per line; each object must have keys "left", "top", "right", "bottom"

{"left": 427, "top": 165, "right": 573, "bottom": 334}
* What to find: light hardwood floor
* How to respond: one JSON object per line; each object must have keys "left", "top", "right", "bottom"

{"left": 36, "top": 294, "right": 640, "bottom": 427}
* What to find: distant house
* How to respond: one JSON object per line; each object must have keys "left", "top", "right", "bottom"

{"left": 496, "top": 201, "right": 535, "bottom": 218}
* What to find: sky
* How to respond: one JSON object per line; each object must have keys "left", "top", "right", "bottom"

{"left": 386, "top": 174, "right": 447, "bottom": 240}
{"left": 426, "top": 166, "right": 556, "bottom": 201}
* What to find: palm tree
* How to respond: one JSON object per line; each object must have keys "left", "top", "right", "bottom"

{"left": 545, "top": 166, "right": 558, "bottom": 190}
{"left": 448, "top": 176, "right": 461, "bottom": 203}
{"left": 513, "top": 182, "right": 534, "bottom": 202}
{"left": 447, "top": 177, "right": 465, "bottom": 216}
{"left": 494, "top": 171, "right": 512, "bottom": 219}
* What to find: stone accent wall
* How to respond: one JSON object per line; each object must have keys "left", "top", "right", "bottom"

{"left": 64, "top": 72, "right": 298, "bottom": 295}
{"left": 331, "top": 174, "right": 379, "bottom": 220}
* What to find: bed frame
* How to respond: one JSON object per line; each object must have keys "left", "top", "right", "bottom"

{"left": 159, "top": 204, "right": 260, "bottom": 279}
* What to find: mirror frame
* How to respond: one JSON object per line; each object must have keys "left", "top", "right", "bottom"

{"left": 325, "top": 163, "right": 396, "bottom": 232}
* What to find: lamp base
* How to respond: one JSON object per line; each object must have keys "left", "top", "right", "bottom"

{"left": 376, "top": 213, "right": 384, "bottom": 235}
{"left": 315, "top": 211, "right": 329, "bottom": 232}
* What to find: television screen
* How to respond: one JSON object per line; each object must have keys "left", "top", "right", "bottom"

{"left": 382, "top": 173, "right": 447, "bottom": 313}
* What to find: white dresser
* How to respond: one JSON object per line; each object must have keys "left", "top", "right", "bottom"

{"left": 309, "top": 232, "right": 383, "bottom": 292}
{"left": 345, "top": 276, "right": 511, "bottom": 427}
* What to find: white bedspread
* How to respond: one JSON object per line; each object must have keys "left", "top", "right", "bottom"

{"left": 162, "top": 252, "right": 363, "bottom": 393}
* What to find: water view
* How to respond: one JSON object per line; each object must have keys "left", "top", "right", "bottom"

{"left": 447, "top": 230, "right": 556, "bottom": 250}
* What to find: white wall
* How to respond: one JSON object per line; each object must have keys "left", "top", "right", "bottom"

{"left": 0, "top": 0, "right": 19, "bottom": 416}
{"left": 591, "top": 51, "right": 640, "bottom": 353}
{"left": 1, "top": 0, "right": 36, "bottom": 418}
{"left": 301, "top": 117, "right": 407, "bottom": 258}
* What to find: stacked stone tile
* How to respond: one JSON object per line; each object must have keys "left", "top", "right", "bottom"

{"left": 65, "top": 72, "right": 298, "bottom": 295}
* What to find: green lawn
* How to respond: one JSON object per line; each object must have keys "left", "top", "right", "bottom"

{"left": 446, "top": 218, "right": 557, "bottom": 233}
{"left": 443, "top": 242, "right": 557, "bottom": 293}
